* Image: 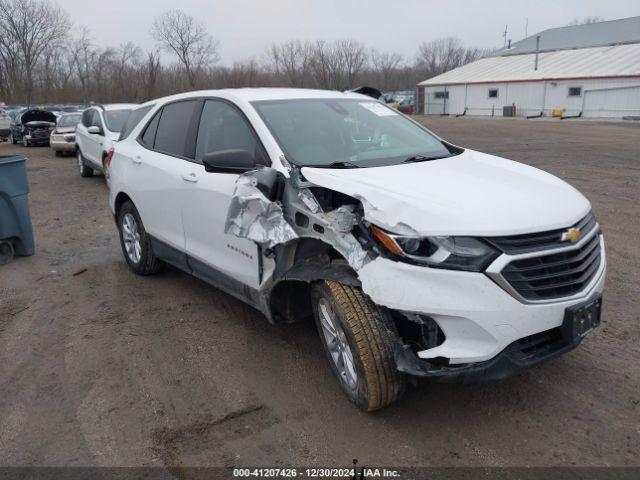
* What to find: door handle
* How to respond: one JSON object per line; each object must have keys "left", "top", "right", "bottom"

{"left": 132, "top": 155, "right": 142, "bottom": 165}
{"left": 182, "top": 172, "right": 198, "bottom": 183}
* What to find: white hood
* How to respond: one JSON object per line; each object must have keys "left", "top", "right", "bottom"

{"left": 301, "top": 149, "right": 591, "bottom": 237}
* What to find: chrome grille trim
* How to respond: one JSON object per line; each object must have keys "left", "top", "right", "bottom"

{"left": 486, "top": 225, "right": 605, "bottom": 304}
{"left": 485, "top": 211, "right": 597, "bottom": 254}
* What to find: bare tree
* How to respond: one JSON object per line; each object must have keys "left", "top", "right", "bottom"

{"left": 142, "top": 51, "right": 161, "bottom": 100}
{"left": 368, "top": 49, "right": 402, "bottom": 91}
{"left": 267, "top": 40, "right": 311, "bottom": 87}
{"left": 0, "top": 0, "right": 71, "bottom": 104}
{"left": 151, "top": 9, "right": 219, "bottom": 88}
{"left": 334, "top": 39, "right": 367, "bottom": 89}
{"left": 415, "top": 37, "right": 486, "bottom": 80}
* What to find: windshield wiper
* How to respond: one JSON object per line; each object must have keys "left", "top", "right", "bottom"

{"left": 402, "top": 154, "right": 452, "bottom": 163}
{"left": 316, "top": 161, "right": 361, "bottom": 169}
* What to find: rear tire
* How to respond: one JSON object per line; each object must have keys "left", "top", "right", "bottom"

{"left": 77, "top": 150, "right": 93, "bottom": 177}
{"left": 103, "top": 156, "right": 111, "bottom": 188}
{"left": 117, "top": 200, "right": 163, "bottom": 275}
{"left": 311, "top": 280, "right": 405, "bottom": 411}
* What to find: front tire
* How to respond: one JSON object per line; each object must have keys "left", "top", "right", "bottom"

{"left": 311, "top": 280, "right": 405, "bottom": 411}
{"left": 77, "top": 150, "right": 93, "bottom": 177}
{"left": 117, "top": 200, "right": 163, "bottom": 275}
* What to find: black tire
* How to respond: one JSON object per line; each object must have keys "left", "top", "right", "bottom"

{"left": 77, "top": 149, "right": 93, "bottom": 177}
{"left": 117, "top": 200, "right": 163, "bottom": 275}
{"left": 55, "top": 150, "right": 62, "bottom": 157}
{"left": 0, "top": 241, "right": 14, "bottom": 265}
{"left": 311, "top": 280, "right": 405, "bottom": 411}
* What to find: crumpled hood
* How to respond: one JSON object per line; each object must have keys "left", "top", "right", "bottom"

{"left": 301, "top": 149, "right": 591, "bottom": 236}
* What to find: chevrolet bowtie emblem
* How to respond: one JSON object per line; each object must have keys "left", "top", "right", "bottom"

{"left": 561, "top": 227, "right": 581, "bottom": 242}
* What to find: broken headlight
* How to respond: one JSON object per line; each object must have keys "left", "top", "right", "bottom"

{"left": 370, "top": 226, "right": 499, "bottom": 272}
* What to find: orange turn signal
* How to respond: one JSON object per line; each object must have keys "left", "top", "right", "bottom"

{"left": 370, "top": 225, "right": 403, "bottom": 255}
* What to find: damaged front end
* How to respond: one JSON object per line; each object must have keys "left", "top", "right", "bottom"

{"left": 223, "top": 162, "right": 454, "bottom": 379}
{"left": 224, "top": 164, "right": 375, "bottom": 275}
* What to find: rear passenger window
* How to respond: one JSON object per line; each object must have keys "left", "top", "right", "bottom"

{"left": 195, "top": 100, "right": 262, "bottom": 162}
{"left": 119, "top": 105, "right": 153, "bottom": 141}
{"left": 153, "top": 100, "right": 197, "bottom": 157}
{"left": 141, "top": 110, "right": 161, "bottom": 148}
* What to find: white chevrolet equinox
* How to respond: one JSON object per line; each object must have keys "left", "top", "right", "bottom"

{"left": 108, "top": 89, "right": 606, "bottom": 411}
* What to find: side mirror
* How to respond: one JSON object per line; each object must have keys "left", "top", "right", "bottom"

{"left": 87, "top": 125, "right": 101, "bottom": 135}
{"left": 202, "top": 149, "right": 257, "bottom": 174}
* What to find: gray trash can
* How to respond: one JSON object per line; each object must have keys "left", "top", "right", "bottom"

{"left": 0, "top": 155, "right": 35, "bottom": 264}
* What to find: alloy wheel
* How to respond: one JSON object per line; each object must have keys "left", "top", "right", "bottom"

{"left": 121, "top": 213, "right": 142, "bottom": 264}
{"left": 317, "top": 298, "right": 358, "bottom": 391}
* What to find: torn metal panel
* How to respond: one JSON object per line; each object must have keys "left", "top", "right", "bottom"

{"left": 225, "top": 170, "right": 298, "bottom": 248}
{"left": 226, "top": 167, "right": 373, "bottom": 273}
{"left": 283, "top": 186, "right": 371, "bottom": 271}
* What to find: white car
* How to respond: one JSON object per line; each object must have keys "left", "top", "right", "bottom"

{"left": 76, "top": 103, "right": 136, "bottom": 181}
{"left": 50, "top": 112, "right": 82, "bottom": 155}
{"left": 108, "top": 89, "right": 606, "bottom": 411}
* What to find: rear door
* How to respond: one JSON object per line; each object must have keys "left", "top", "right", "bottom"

{"left": 131, "top": 100, "right": 198, "bottom": 254}
{"left": 181, "top": 98, "right": 268, "bottom": 289}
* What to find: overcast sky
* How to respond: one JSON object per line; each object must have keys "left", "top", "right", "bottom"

{"left": 56, "top": 0, "right": 639, "bottom": 64}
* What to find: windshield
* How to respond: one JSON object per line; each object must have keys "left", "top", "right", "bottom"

{"left": 58, "top": 114, "right": 81, "bottom": 128}
{"left": 252, "top": 99, "right": 451, "bottom": 167}
{"left": 104, "top": 109, "right": 132, "bottom": 133}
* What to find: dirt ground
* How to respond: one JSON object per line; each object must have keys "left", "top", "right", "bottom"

{"left": 0, "top": 117, "right": 639, "bottom": 468}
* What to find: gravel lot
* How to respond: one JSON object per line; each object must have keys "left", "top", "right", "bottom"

{"left": 0, "top": 117, "right": 638, "bottom": 468}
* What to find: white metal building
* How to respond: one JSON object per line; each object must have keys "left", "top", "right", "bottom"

{"left": 417, "top": 17, "right": 640, "bottom": 118}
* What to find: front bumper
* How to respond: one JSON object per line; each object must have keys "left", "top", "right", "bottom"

{"left": 50, "top": 137, "right": 76, "bottom": 151}
{"left": 24, "top": 135, "right": 50, "bottom": 146}
{"left": 359, "top": 234, "right": 606, "bottom": 366}
{"left": 394, "top": 298, "right": 599, "bottom": 382}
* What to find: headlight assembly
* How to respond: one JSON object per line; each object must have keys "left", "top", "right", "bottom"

{"left": 370, "top": 225, "right": 499, "bottom": 272}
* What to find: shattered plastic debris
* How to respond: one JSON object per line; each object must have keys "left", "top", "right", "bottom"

{"left": 225, "top": 173, "right": 298, "bottom": 248}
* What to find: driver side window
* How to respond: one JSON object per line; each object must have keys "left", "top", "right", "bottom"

{"left": 195, "top": 100, "right": 265, "bottom": 164}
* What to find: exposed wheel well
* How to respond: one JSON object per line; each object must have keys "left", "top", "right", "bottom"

{"left": 268, "top": 238, "right": 360, "bottom": 323}
{"left": 114, "top": 192, "right": 133, "bottom": 216}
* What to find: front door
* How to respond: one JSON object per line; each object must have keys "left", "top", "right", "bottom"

{"left": 181, "top": 99, "right": 267, "bottom": 289}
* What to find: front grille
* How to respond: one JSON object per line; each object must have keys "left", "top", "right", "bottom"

{"left": 486, "top": 212, "right": 596, "bottom": 254}
{"left": 30, "top": 128, "right": 50, "bottom": 138}
{"left": 505, "top": 326, "right": 568, "bottom": 364}
{"left": 501, "top": 232, "right": 602, "bottom": 300}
